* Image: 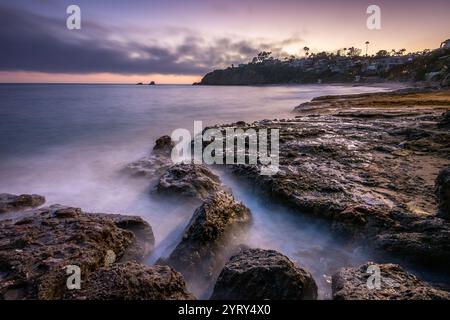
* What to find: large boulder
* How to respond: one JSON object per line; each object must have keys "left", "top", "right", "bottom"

{"left": 332, "top": 262, "right": 450, "bottom": 300}
{"left": 152, "top": 135, "right": 175, "bottom": 156}
{"left": 0, "top": 205, "right": 154, "bottom": 299}
{"left": 66, "top": 261, "right": 195, "bottom": 300}
{"left": 160, "top": 191, "right": 251, "bottom": 281}
{"left": 0, "top": 193, "right": 45, "bottom": 213}
{"left": 155, "top": 164, "right": 223, "bottom": 200}
{"left": 436, "top": 166, "right": 450, "bottom": 220}
{"left": 210, "top": 248, "right": 318, "bottom": 300}
{"left": 125, "top": 135, "right": 174, "bottom": 177}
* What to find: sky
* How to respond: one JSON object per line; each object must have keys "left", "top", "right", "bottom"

{"left": 0, "top": 0, "right": 449, "bottom": 84}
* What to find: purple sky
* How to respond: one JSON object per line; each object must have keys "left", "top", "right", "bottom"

{"left": 1, "top": 0, "right": 449, "bottom": 83}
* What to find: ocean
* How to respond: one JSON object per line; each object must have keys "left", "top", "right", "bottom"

{"left": 0, "top": 83, "right": 394, "bottom": 298}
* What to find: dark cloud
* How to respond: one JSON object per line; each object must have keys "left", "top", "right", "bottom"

{"left": 0, "top": 5, "right": 302, "bottom": 75}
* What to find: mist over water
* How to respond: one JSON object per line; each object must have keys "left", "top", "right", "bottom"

{"left": 0, "top": 84, "right": 394, "bottom": 298}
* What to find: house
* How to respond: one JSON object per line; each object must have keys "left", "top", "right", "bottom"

{"left": 441, "top": 39, "right": 450, "bottom": 49}
{"left": 365, "top": 63, "right": 379, "bottom": 72}
{"left": 376, "top": 56, "right": 409, "bottom": 71}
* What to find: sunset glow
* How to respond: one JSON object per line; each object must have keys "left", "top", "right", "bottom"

{"left": 1, "top": 0, "right": 449, "bottom": 83}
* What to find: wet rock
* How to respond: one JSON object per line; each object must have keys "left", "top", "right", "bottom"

{"left": 125, "top": 135, "right": 174, "bottom": 177}
{"left": 0, "top": 193, "right": 45, "bottom": 213}
{"left": 208, "top": 90, "right": 450, "bottom": 271}
{"left": 92, "top": 213, "right": 155, "bottom": 261}
{"left": 373, "top": 217, "right": 450, "bottom": 268}
{"left": 153, "top": 135, "right": 175, "bottom": 156}
{"left": 66, "top": 262, "right": 195, "bottom": 300}
{"left": 0, "top": 205, "right": 154, "bottom": 299}
{"left": 126, "top": 155, "right": 173, "bottom": 177}
{"left": 332, "top": 262, "right": 450, "bottom": 300}
{"left": 436, "top": 166, "right": 450, "bottom": 220}
{"left": 156, "top": 164, "right": 223, "bottom": 200}
{"left": 160, "top": 191, "right": 251, "bottom": 280}
{"left": 210, "top": 248, "right": 318, "bottom": 300}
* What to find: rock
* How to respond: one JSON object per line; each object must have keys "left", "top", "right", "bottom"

{"left": 92, "top": 213, "right": 155, "bottom": 261}
{"left": 0, "top": 193, "right": 45, "bottom": 213}
{"left": 156, "top": 164, "right": 223, "bottom": 200}
{"left": 210, "top": 248, "right": 318, "bottom": 300}
{"left": 0, "top": 205, "right": 154, "bottom": 299}
{"left": 153, "top": 135, "right": 174, "bottom": 156}
{"left": 206, "top": 89, "right": 450, "bottom": 271}
{"left": 373, "top": 217, "right": 450, "bottom": 268}
{"left": 126, "top": 155, "right": 172, "bottom": 177}
{"left": 436, "top": 166, "right": 450, "bottom": 220}
{"left": 160, "top": 191, "right": 251, "bottom": 281}
{"left": 125, "top": 135, "right": 174, "bottom": 177}
{"left": 66, "top": 262, "right": 195, "bottom": 300}
{"left": 149, "top": 81, "right": 156, "bottom": 85}
{"left": 332, "top": 262, "right": 450, "bottom": 300}
{"left": 439, "top": 110, "right": 450, "bottom": 127}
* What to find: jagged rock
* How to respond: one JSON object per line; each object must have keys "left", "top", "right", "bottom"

{"left": 160, "top": 191, "right": 251, "bottom": 280}
{"left": 436, "top": 166, "right": 450, "bottom": 220}
{"left": 211, "top": 89, "right": 450, "bottom": 270}
{"left": 125, "top": 135, "right": 174, "bottom": 177}
{"left": 156, "top": 164, "right": 223, "bottom": 200}
{"left": 210, "top": 248, "right": 318, "bottom": 300}
{"left": 126, "top": 155, "right": 172, "bottom": 177}
{"left": 332, "top": 262, "right": 450, "bottom": 300}
{"left": 152, "top": 135, "right": 174, "bottom": 155}
{"left": 92, "top": 213, "right": 155, "bottom": 261}
{"left": 0, "top": 205, "right": 154, "bottom": 299}
{"left": 66, "top": 262, "right": 195, "bottom": 300}
{"left": 0, "top": 193, "right": 45, "bottom": 213}
{"left": 373, "top": 216, "right": 450, "bottom": 268}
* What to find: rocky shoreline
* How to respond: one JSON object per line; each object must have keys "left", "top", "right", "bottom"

{"left": 1, "top": 88, "right": 450, "bottom": 300}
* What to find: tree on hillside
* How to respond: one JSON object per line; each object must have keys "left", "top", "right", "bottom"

{"left": 347, "top": 47, "right": 362, "bottom": 57}
{"left": 257, "top": 51, "right": 272, "bottom": 63}
{"left": 376, "top": 50, "right": 389, "bottom": 57}
{"left": 303, "top": 47, "right": 310, "bottom": 57}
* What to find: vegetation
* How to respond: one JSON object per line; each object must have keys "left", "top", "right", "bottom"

{"left": 199, "top": 44, "right": 450, "bottom": 85}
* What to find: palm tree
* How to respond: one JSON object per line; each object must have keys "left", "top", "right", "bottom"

{"left": 365, "top": 41, "right": 370, "bottom": 56}
{"left": 303, "top": 46, "right": 310, "bottom": 57}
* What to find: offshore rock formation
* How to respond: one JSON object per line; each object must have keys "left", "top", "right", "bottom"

{"left": 211, "top": 248, "right": 318, "bottom": 300}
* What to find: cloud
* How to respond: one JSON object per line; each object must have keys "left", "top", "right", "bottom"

{"left": 0, "top": 5, "right": 303, "bottom": 75}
